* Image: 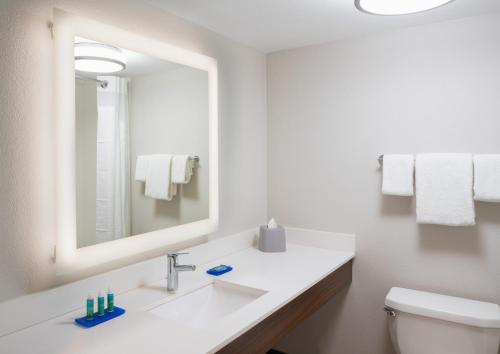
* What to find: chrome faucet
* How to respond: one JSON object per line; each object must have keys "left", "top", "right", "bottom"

{"left": 166, "top": 252, "right": 196, "bottom": 292}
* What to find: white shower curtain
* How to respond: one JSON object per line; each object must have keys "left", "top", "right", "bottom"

{"left": 95, "top": 76, "right": 131, "bottom": 243}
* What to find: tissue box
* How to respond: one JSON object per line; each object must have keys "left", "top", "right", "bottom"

{"left": 258, "top": 225, "right": 286, "bottom": 252}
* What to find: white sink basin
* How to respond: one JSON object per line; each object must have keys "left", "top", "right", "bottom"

{"left": 147, "top": 280, "right": 267, "bottom": 329}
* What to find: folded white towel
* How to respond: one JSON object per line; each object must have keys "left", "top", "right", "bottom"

{"left": 145, "top": 155, "right": 175, "bottom": 200}
{"left": 172, "top": 155, "right": 194, "bottom": 184}
{"left": 135, "top": 155, "right": 150, "bottom": 182}
{"left": 382, "top": 154, "right": 414, "bottom": 196}
{"left": 473, "top": 155, "right": 500, "bottom": 202}
{"left": 416, "top": 154, "right": 475, "bottom": 226}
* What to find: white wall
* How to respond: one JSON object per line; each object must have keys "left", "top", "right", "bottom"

{"left": 0, "top": 0, "right": 267, "bottom": 302}
{"left": 129, "top": 66, "right": 209, "bottom": 235}
{"left": 75, "top": 80, "right": 98, "bottom": 248}
{"left": 268, "top": 14, "right": 500, "bottom": 354}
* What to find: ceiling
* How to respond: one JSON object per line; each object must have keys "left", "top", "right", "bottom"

{"left": 144, "top": 0, "right": 500, "bottom": 53}
{"left": 121, "top": 48, "right": 184, "bottom": 77}
{"left": 76, "top": 45, "right": 186, "bottom": 79}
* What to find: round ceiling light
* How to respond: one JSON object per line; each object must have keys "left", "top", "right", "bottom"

{"left": 355, "top": 0, "right": 454, "bottom": 15}
{"left": 74, "top": 41, "right": 127, "bottom": 74}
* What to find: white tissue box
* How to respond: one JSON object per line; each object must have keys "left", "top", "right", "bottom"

{"left": 258, "top": 225, "right": 286, "bottom": 253}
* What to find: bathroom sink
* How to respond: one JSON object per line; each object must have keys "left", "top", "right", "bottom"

{"left": 147, "top": 280, "right": 267, "bottom": 329}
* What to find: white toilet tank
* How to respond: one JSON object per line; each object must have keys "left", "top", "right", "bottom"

{"left": 385, "top": 287, "right": 500, "bottom": 354}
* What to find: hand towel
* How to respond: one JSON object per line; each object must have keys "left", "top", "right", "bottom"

{"left": 172, "top": 155, "right": 194, "bottom": 184}
{"left": 145, "top": 155, "right": 175, "bottom": 200}
{"left": 473, "top": 155, "right": 500, "bottom": 202}
{"left": 415, "top": 153, "right": 475, "bottom": 226}
{"left": 135, "top": 155, "right": 150, "bottom": 182}
{"left": 382, "top": 154, "right": 415, "bottom": 196}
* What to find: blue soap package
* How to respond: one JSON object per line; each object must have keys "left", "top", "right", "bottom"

{"left": 206, "top": 265, "right": 232, "bottom": 276}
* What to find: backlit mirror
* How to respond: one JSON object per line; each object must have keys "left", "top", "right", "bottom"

{"left": 75, "top": 37, "right": 209, "bottom": 248}
{"left": 54, "top": 10, "right": 218, "bottom": 273}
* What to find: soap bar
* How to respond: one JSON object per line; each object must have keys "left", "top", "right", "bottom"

{"left": 206, "top": 265, "right": 233, "bottom": 276}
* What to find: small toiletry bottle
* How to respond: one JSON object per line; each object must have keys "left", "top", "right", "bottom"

{"left": 107, "top": 288, "right": 114, "bottom": 312}
{"left": 97, "top": 291, "right": 105, "bottom": 316}
{"left": 86, "top": 295, "right": 94, "bottom": 320}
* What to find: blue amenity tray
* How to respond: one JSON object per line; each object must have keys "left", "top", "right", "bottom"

{"left": 206, "top": 265, "right": 233, "bottom": 276}
{"left": 75, "top": 307, "right": 126, "bottom": 328}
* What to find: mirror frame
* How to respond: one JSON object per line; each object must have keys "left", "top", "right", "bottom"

{"left": 53, "top": 9, "right": 219, "bottom": 274}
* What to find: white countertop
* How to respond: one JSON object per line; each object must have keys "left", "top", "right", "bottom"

{"left": 0, "top": 239, "right": 354, "bottom": 354}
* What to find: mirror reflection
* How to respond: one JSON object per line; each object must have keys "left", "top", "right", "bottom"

{"left": 75, "top": 37, "right": 209, "bottom": 248}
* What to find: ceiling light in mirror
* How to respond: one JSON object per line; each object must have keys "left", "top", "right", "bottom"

{"left": 355, "top": 0, "right": 454, "bottom": 15}
{"left": 74, "top": 38, "right": 127, "bottom": 73}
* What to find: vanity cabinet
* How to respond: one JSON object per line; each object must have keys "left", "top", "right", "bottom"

{"left": 216, "top": 260, "right": 353, "bottom": 354}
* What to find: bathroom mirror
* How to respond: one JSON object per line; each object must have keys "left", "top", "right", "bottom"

{"left": 54, "top": 10, "right": 218, "bottom": 273}
{"left": 75, "top": 38, "right": 209, "bottom": 248}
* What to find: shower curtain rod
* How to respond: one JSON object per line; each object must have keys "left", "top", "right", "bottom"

{"left": 75, "top": 75, "right": 108, "bottom": 88}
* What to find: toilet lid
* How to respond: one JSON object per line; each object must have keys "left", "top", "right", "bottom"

{"left": 385, "top": 287, "right": 500, "bottom": 328}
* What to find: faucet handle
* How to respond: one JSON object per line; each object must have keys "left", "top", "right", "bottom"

{"left": 167, "top": 252, "right": 188, "bottom": 256}
{"left": 167, "top": 252, "right": 189, "bottom": 261}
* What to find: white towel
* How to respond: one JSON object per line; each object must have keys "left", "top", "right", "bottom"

{"left": 473, "top": 155, "right": 500, "bottom": 202}
{"left": 415, "top": 154, "right": 475, "bottom": 226}
{"left": 382, "top": 154, "right": 414, "bottom": 196}
{"left": 172, "top": 155, "right": 194, "bottom": 184}
{"left": 145, "top": 155, "right": 176, "bottom": 200}
{"left": 135, "top": 155, "right": 150, "bottom": 182}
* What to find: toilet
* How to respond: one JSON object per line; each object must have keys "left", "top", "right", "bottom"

{"left": 385, "top": 287, "right": 500, "bottom": 354}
